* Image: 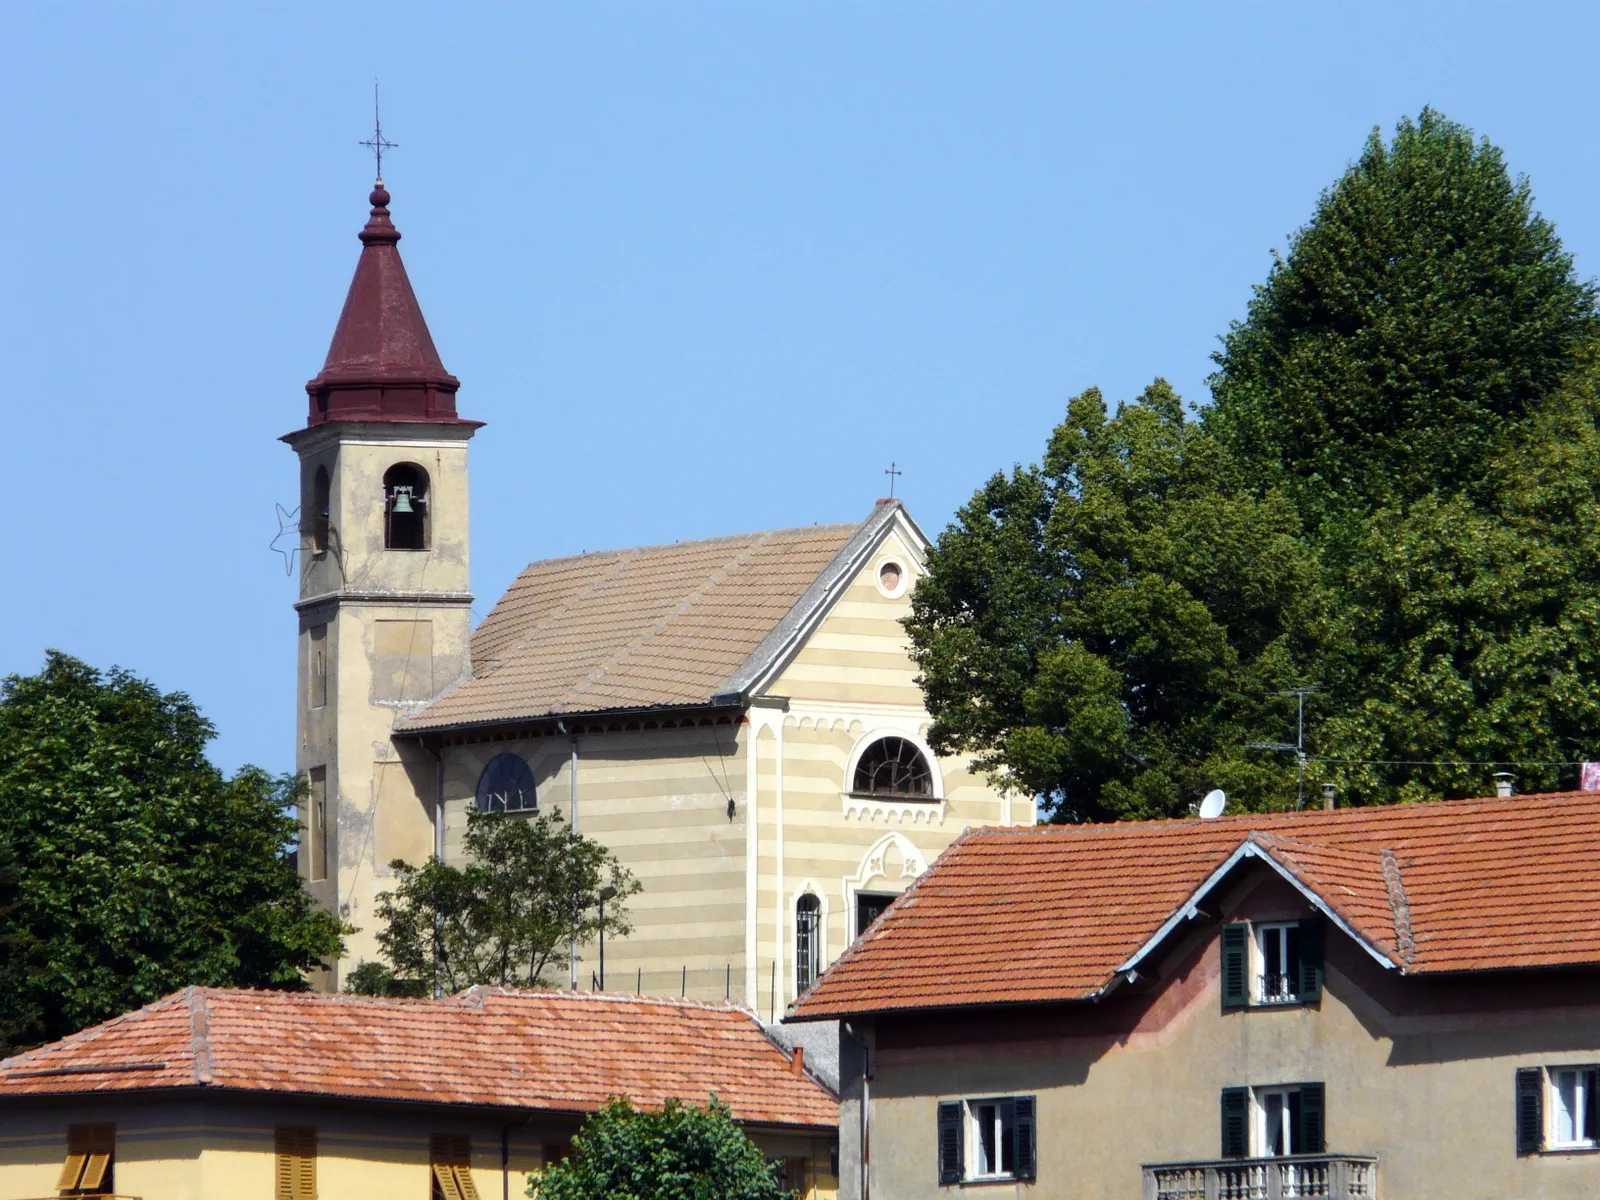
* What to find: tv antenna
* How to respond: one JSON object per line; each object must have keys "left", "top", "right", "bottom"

{"left": 359, "top": 80, "right": 398, "bottom": 180}
{"left": 1247, "top": 686, "right": 1321, "bottom": 811}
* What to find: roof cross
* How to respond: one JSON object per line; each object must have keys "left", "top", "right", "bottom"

{"left": 884, "top": 461, "right": 903, "bottom": 499}
{"left": 358, "top": 80, "right": 398, "bottom": 181}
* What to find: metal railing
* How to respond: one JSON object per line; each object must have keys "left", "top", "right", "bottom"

{"left": 1143, "top": 1154, "right": 1377, "bottom": 1200}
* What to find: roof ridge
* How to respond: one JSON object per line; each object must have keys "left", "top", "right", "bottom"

{"left": 187, "top": 986, "right": 214, "bottom": 1085}
{"left": 469, "top": 986, "right": 762, "bottom": 1015}
{"left": 518, "top": 523, "right": 860, "bottom": 572}
{"left": 555, "top": 530, "right": 784, "bottom": 709}
{"left": 1381, "top": 848, "right": 1417, "bottom": 970}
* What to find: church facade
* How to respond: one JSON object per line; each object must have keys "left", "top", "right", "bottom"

{"left": 285, "top": 180, "right": 1026, "bottom": 1015}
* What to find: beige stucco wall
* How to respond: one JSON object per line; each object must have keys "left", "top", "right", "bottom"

{"left": 0, "top": 1095, "right": 836, "bottom": 1200}
{"left": 289, "top": 422, "right": 477, "bottom": 978}
{"left": 836, "top": 867, "right": 1600, "bottom": 1200}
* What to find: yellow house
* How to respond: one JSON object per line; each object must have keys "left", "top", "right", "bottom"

{"left": 0, "top": 986, "right": 838, "bottom": 1200}
{"left": 284, "top": 177, "right": 1024, "bottom": 1008}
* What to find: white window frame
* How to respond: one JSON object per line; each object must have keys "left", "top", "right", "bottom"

{"left": 1550, "top": 1067, "right": 1600, "bottom": 1150}
{"left": 1253, "top": 1086, "right": 1298, "bottom": 1157}
{"left": 1252, "top": 923, "right": 1298, "bottom": 1005}
{"left": 965, "top": 1097, "right": 1019, "bottom": 1181}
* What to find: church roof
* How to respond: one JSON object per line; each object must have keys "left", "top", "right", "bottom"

{"left": 301, "top": 181, "right": 473, "bottom": 428}
{"left": 401, "top": 500, "right": 915, "bottom": 732}
{"left": 0, "top": 987, "right": 837, "bottom": 1129}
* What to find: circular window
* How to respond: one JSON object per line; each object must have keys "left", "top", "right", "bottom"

{"left": 476, "top": 753, "right": 537, "bottom": 813}
{"left": 876, "top": 559, "right": 909, "bottom": 598}
{"left": 852, "top": 736, "right": 934, "bottom": 799}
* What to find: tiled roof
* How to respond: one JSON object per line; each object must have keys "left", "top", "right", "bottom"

{"left": 789, "top": 791, "right": 1600, "bottom": 1020}
{"left": 401, "top": 507, "right": 901, "bottom": 731}
{"left": 0, "top": 988, "right": 837, "bottom": 1129}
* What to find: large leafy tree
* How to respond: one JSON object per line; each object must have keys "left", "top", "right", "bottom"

{"left": 362, "top": 807, "right": 639, "bottom": 994}
{"left": 906, "top": 381, "right": 1325, "bottom": 822}
{"left": 1210, "top": 107, "right": 1599, "bottom": 542}
{"left": 528, "top": 1097, "right": 794, "bottom": 1200}
{"left": 0, "top": 652, "right": 348, "bottom": 1047}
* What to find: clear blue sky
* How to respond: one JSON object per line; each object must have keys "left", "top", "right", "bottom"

{"left": 4, "top": 3, "right": 1599, "bottom": 774}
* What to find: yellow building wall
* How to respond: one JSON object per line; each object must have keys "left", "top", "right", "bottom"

{"left": 0, "top": 1096, "right": 834, "bottom": 1200}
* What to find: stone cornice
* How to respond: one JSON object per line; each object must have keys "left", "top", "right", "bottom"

{"left": 295, "top": 589, "right": 475, "bottom": 612}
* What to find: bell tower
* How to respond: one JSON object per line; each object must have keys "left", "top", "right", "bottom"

{"left": 283, "top": 179, "right": 481, "bottom": 983}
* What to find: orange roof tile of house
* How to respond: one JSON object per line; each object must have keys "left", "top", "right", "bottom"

{"left": 0, "top": 987, "right": 836, "bottom": 1129}
{"left": 402, "top": 502, "right": 916, "bottom": 732}
{"left": 788, "top": 791, "right": 1600, "bottom": 1021}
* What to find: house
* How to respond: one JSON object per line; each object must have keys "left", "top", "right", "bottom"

{"left": 787, "top": 791, "right": 1600, "bottom": 1199}
{"left": 0, "top": 986, "right": 838, "bottom": 1200}
{"left": 283, "top": 176, "right": 1021, "bottom": 1006}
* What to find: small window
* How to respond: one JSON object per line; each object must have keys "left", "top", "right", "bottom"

{"left": 306, "top": 767, "right": 328, "bottom": 883}
{"left": 1221, "top": 919, "right": 1323, "bottom": 1008}
{"left": 275, "top": 1126, "right": 317, "bottom": 1200}
{"left": 308, "top": 624, "right": 328, "bottom": 709}
{"left": 936, "top": 1096, "right": 1035, "bottom": 1186}
{"left": 310, "top": 465, "right": 331, "bottom": 556}
{"left": 476, "top": 754, "right": 537, "bottom": 814}
{"left": 57, "top": 1123, "right": 114, "bottom": 1196}
{"left": 384, "top": 463, "right": 430, "bottom": 551}
{"left": 856, "top": 891, "right": 896, "bottom": 938}
{"left": 430, "top": 1134, "right": 479, "bottom": 1200}
{"left": 852, "top": 737, "right": 934, "bottom": 799}
{"left": 796, "top": 894, "right": 822, "bottom": 992}
{"left": 782, "top": 1157, "right": 809, "bottom": 1196}
{"left": 1521, "top": 1065, "right": 1600, "bottom": 1153}
{"left": 1220, "top": 1083, "right": 1325, "bottom": 1159}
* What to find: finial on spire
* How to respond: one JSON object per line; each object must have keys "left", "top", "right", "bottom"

{"left": 358, "top": 79, "right": 397, "bottom": 183}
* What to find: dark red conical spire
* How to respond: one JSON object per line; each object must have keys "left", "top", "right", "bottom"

{"left": 303, "top": 181, "right": 474, "bottom": 426}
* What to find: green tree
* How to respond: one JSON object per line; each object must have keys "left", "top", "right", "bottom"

{"left": 528, "top": 1097, "right": 793, "bottom": 1200}
{"left": 1210, "top": 107, "right": 1599, "bottom": 542}
{"left": 905, "top": 381, "right": 1325, "bottom": 822}
{"left": 0, "top": 652, "right": 348, "bottom": 1045}
{"left": 370, "top": 807, "right": 639, "bottom": 993}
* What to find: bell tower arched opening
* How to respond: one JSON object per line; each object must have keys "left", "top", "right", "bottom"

{"left": 383, "top": 463, "right": 430, "bottom": 550}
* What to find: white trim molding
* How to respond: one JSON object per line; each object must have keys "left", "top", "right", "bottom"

{"left": 841, "top": 831, "right": 930, "bottom": 948}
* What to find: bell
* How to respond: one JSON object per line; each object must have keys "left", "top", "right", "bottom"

{"left": 391, "top": 489, "right": 413, "bottom": 514}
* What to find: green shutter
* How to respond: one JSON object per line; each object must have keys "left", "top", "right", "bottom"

{"left": 1295, "top": 1082, "right": 1325, "bottom": 1154}
{"left": 1221, "top": 924, "right": 1249, "bottom": 1007}
{"left": 1516, "top": 1068, "right": 1544, "bottom": 1155}
{"left": 937, "top": 1101, "right": 964, "bottom": 1185}
{"left": 1012, "top": 1096, "right": 1036, "bottom": 1181}
{"left": 1220, "top": 1087, "right": 1249, "bottom": 1158}
{"left": 1296, "top": 918, "right": 1324, "bottom": 1003}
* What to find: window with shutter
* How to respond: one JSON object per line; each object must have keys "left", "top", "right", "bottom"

{"left": 1295, "top": 1083, "right": 1325, "bottom": 1154}
{"left": 58, "top": 1123, "right": 114, "bottom": 1196}
{"left": 1220, "top": 1088, "right": 1249, "bottom": 1158}
{"left": 1517, "top": 1068, "right": 1545, "bottom": 1155}
{"left": 1221, "top": 924, "right": 1249, "bottom": 1008}
{"left": 431, "top": 1134, "right": 478, "bottom": 1200}
{"left": 1296, "top": 918, "right": 1324, "bottom": 1002}
{"left": 275, "top": 1127, "right": 317, "bottom": 1200}
{"left": 937, "top": 1101, "right": 963, "bottom": 1185}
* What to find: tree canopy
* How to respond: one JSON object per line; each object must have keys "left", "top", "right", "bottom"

{"left": 358, "top": 806, "right": 639, "bottom": 995}
{"left": 0, "top": 652, "right": 348, "bottom": 1049}
{"left": 528, "top": 1097, "right": 794, "bottom": 1200}
{"left": 906, "top": 381, "right": 1324, "bottom": 821}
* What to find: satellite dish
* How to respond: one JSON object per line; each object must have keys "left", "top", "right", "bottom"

{"left": 1198, "top": 789, "right": 1227, "bottom": 820}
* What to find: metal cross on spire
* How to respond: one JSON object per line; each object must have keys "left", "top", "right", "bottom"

{"left": 358, "top": 80, "right": 398, "bottom": 182}
{"left": 884, "top": 462, "right": 903, "bottom": 499}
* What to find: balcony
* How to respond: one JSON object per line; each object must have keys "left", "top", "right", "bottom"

{"left": 1142, "top": 1154, "right": 1378, "bottom": 1200}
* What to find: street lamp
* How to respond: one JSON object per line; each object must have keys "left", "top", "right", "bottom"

{"left": 598, "top": 885, "right": 618, "bottom": 991}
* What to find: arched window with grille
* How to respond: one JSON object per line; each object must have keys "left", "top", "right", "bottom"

{"left": 476, "top": 753, "right": 537, "bottom": 814}
{"left": 795, "top": 893, "right": 822, "bottom": 993}
{"left": 852, "top": 736, "right": 935, "bottom": 799}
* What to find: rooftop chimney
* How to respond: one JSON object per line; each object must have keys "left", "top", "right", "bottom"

{"left": 1493, "top": 771, "right": 1515, "bottom": 798}
{"left": 1321, "top": 783, "right": 1337, "bottom": 811}
{"left": 789, "top": 1045, "right": 806, "bottom": 1076}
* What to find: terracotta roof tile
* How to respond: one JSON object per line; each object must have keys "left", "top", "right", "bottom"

{"left": 0, "top": 988, "right": 836, "bottom": 1129}
{"left": 403, "top": 523, "right": 863, "bottom": 730}
{"left": 789, "top": 791, "right": 1600, "bottom": 1020}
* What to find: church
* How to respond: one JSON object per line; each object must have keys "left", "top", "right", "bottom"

{"left": 285, "top": 178, "right": 1027, "bottom": 1015}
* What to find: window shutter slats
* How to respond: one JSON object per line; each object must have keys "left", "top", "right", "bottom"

{"left": 1297, "top": 918, "right": 1324, "bottom": 1002}
{"left": 937, "top": 1101, "right": 964, "bottom": 1185}
{"left": 1220, "top": 1087, "right": 1249, "bottom": 1158}
{"left": 1517, "top": 1068, "right": 1544, "bottom": 1155}
{"left": 276, "top": 1126, "right": 317, "bottom": 1200}
{"left": 1221, "top": 924, "right": 1249, "bottom": 1007}
{"left": 1012, "top": 1095, "right": 1036, "bottom": 1181}
{"left": 1296, "top": 1082, "right": 1325, "bottom": 1154}
{"left": 79, "top": 1150, "right": 111, "bottom": 1190}
{"left": 57, "top": 1151, "right": 88, "bottom": 1192}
